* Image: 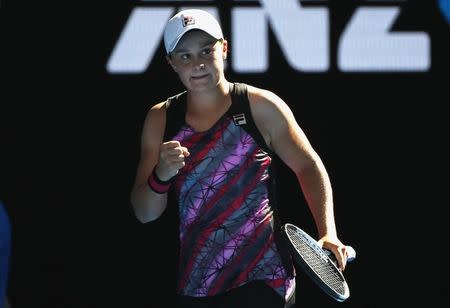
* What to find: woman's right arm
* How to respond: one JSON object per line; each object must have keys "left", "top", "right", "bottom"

{"left": 130, "top": 102, "right": 168, "bottom": 223}
{"left": 130, "top": 102, "right": 189, "bottom": 223}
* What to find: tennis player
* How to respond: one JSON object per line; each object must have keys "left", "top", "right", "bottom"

{"left": 130, "top": 9, "right": 350, "bottom": 308}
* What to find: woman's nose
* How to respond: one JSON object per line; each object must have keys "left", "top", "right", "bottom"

{"left": 194, "top": 63, "right": 205, "bottom": 70}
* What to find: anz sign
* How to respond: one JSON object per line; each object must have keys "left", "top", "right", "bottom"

{"left": 106, "top": 0, "right": 430, "bottom": 74}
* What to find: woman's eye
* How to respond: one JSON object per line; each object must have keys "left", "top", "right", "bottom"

{"left": 180, "top": 54, "right": 190, "bottom": 60}
{"left": 202, "top": 48, "right": 212, "bottom": 55}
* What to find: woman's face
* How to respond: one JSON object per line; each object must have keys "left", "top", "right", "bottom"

{"left": 167, "top": 30, "right": 228, "bottom": 92}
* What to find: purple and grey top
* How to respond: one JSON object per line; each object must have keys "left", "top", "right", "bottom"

{"left": 172, "top": 113, "right": 295, "bottom": 300}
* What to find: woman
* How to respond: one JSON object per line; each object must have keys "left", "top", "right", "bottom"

{"left": 130, "top": 9, "right": 351, "bottom": 308}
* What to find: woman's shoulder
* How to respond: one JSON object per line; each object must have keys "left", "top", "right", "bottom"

{"left": 245, "top": 84, "right": 286, "bottom": 114}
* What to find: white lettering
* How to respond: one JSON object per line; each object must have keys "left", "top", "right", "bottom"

{"left": 106, "top": 2, "right": 431, "bottom": 74}
{"left": 107, "top": 8, "right": 174, "bottom": 73}
{"left": 259, "top": 0, "right": 329, "bottom": 72}
{"left": 338, "top": 7, "right": 430, "bottom": 71}
{"left": 232, "top": 8, "right": 268, "bottom": 72}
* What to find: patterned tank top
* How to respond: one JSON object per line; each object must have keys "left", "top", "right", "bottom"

{"left": 165, "top": 83, "right": 295, "bottom": 301}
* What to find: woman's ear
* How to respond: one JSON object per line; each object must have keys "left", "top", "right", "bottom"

{"left": 222, "top": 39, "right": 228, "bottom": 60}
{"left": 166, "top": 55, "right": 177, "bottom": 72}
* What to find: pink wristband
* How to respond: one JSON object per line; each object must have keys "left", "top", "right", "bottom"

{"left": 147, "top": 169, "right": 172, "bottom": 194}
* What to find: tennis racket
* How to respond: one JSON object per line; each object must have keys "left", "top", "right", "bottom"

{"left": 281, "top": 223, "right": 356, "bottom": 302}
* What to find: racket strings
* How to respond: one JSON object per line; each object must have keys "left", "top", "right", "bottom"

{"left": 287, "top": 228, "right": 347, "bottom": 296}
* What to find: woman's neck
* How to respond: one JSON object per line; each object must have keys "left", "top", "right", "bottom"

{"left": 187, "top": 80, "right": 232, "bottom": 112}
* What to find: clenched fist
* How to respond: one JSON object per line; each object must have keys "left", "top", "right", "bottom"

{"left": 154, "top": 141, "right": 190, "bottom": 181}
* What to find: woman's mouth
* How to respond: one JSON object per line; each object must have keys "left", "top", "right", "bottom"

{"left": 191, "top": 74, "right": 208, "bottom": 80}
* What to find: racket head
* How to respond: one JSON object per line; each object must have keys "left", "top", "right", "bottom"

{"left": 281, "top": 223, "right": 350, "bottom": 302}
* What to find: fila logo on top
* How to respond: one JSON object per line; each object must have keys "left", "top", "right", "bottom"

{"left": 233, "top": 114, "right": 247, "bottom": 126}
{"left": 106, "top": 0, "right": 430, "bottom": 74}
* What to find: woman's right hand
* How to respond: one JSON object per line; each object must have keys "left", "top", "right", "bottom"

{"left": 154, "top": 140, "right": 190, "bottom": 181}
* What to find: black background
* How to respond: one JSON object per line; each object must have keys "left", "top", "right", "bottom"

{"left": 1, "top": 1, "right": 449, "bottom": 307}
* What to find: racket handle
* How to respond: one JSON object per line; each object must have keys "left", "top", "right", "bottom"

{"left": 346, "top": 246, "right": 356, "bottom": 262}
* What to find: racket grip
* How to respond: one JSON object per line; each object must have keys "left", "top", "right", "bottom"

{"left": 346, "top": 246, "right": 356, "bottom": 262}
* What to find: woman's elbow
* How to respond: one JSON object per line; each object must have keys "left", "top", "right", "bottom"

{"left": 130, "top": 199, "right": 161, "bottom": 223}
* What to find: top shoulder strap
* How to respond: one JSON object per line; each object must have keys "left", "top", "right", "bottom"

{"left": 164, "top": 91, "right": 187, "bottom": 141}
{"left": 228, "top": 82, "right": 273, "bottom": 155}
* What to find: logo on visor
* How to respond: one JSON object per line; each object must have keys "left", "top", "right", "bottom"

{"left": 182, "top": 16, "right": 195, "bottom": 27}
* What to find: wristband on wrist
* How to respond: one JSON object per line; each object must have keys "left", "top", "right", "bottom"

{"left": 147, "top": 169, "right": 172, "bottom": 194}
